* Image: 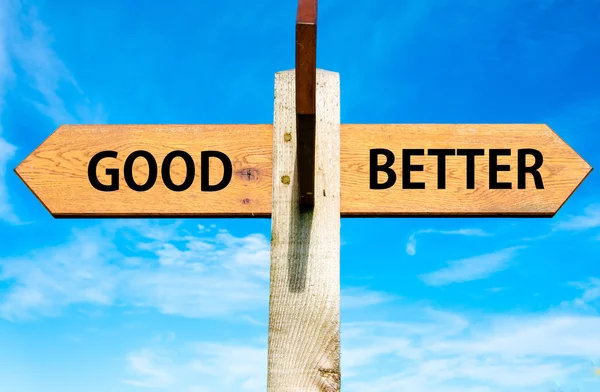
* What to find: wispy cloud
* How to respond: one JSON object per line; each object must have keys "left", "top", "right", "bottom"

{"left": 341, "top": 287, "right": 397, "bottom": 309}
{"left": 560, "top": 278, "right": 600, "bottom": 313}
{"left": 0, "top": 0, "right": 105, "bottom": 224}
{"left": 0, "top": 1, "right": 16, "bottom": 93}
{"left": 0, "top": 220, "right": 386, "bottom": 321}
{"left": 519, "top": 203, "right": 600, "bottom": 243}
{"left": 406, "top": 229, "right": 491, "bottom": 256}
{"left": 0, "top": 138, "right": 17, "bottom": 223}
{"left": 419, "top": 246, "right": 524, "bottom": 286}
{"left": 0, "top": 226, "right": 123, "bottom": 320}
{"left": 554, "top": 204, "right": 600, "bottom": 232}
{"left": 123, "top": 349, "right": 176, "bottom": 389}
{"left": 0, "top": 221, "right": 270, "bottom": 321}
{"left": 0, "top": 0, "right": 17, "bottom": 223}
{"left": 124, "top": 341, "right": 267, "bottom": 391}
{"left": 342, "top": 307, "right": 600, "bottom": 392}
{"left": 123, "top": 302, "right": 600, "bottom": 392}
{"left": 8, "top": 2, "right": 105, "bottom": 125}
{"left": 190, "top": 342, "right": 266, "bottom": 390}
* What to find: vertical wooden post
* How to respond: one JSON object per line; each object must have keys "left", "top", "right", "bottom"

{"left": 268, "top": 69, "right": 341, "bottom": 391}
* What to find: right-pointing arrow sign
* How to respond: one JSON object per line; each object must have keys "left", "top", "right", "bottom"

{"left": 341, "top": 124, "right": 592, "bottom": 217}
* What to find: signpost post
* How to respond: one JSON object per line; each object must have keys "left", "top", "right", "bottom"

{"left": 14, "top": 0, "right": 592, "bottom": 391}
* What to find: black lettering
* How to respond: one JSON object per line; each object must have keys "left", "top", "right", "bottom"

{"left": 162, "top": 150, "right": 195, "bottom": 191}
{"left": 201, "top": 151, "right": 232, "bottom": 192}
{"left": 369, "top": 149, "right": 396, "bottom": 189}
{"left": 124, "top": 150, "right": 158, "bottom": 192}
{"left": 518, "top": 148, "right": 544, "bottom": 189}
{"left": 402, "top": 149, "right": 425, "bottom": 189}
{"left": 428, "top": 149, "right": 456, "bottom": 189}
{"left": 457, "top": 149, "right": 485, "bottom": 189}
{"left": 489, "top": 149, "right": 512, "bottom": 189}
{"left": 88, "top": 151, "right": 119, "bottom": 192}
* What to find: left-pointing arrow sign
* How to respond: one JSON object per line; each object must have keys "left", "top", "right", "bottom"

{"left": 14, "top": 124, "right": 274, "bottom": 218}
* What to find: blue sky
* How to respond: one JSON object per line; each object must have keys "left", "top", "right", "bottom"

{"left": 1, "top": 0, "right": 600, "bottom": 391}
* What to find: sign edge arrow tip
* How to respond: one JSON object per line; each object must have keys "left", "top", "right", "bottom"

{"left": 13, "top": 124, "right": 72, "bottom": 219}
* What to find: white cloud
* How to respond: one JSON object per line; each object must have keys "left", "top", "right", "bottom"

{"left": 519, "top": 203, "right": 600, "bottom": 243}
{"left": 0, "top": 0, "right": 105, "bottom": 224}
{"left": 124, "top": 349, "right": 176, "bottom": 389}
{"left": 124, "top": 342, "right": 266, "bottom": 391}
{"left": 8, "top": 2, "right": 105, "bottom": 125}
{"left": 123, "top": 304, "right": 600, "bottom": 392}
{"left": 431, "top": 315, "right": 600, "bottom": 358}
{"left": 560, "top": 278, "right": 600, "bottom": 312}
{"left": 575, "top": 278, "right": 600, "bottom": 305}
{"left": 0, "top": 2, "right": 15, "bottom": 87}
{"left": 0, "top": 221, "right": 270, "bottom": 321}
{"left": 0, "top": 220, "right": 384, "bottom": 321}
{"left": 342, "top": 307, "right": 600, "bottom": 392}
{"left": 341, "top": 287, "right": 396, "bottom": 309}
{"left": 419, "top": 246, "right": 524, "bottom": 286}
{"left": 190, "top": 342, "right": 266, "bottom": 390}
{"left": 0, "top": 0, "right": 18, "bottom": 223}
{"left": 0, "top": 137, "right": 17, "bottom": 223}
{"left": 0, "top": 226, "right": 120, "bottom": 320}
{"left": 554, "top": 204, "right": 600, "bottom": 232}
{"left": 407, "top": 228, "right": 491, "bottom": 256}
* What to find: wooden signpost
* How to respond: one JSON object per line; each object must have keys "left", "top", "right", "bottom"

{"left": 14, "top": 0, "right": 592, "bottom": 390}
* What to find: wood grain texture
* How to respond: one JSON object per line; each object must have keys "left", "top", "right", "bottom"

{"left": 267, "top": 69, "right": 341, "bottom": 391}
{"left": 340, "top": 124, "right": 592, "bottom": 216}
{"left": 15, "top": 124, "right": 591, "bottom": 217}
{"left": 15, "top": 124, "right": 272, "bottom": 217}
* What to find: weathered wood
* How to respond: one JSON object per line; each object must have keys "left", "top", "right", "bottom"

{"left": 296, "top": 0, "right": 318, "bottom": 208}
{"left": 14, "top": 124, "right": 591, "bottom": 217}
{"left": 267, "top": 69, "right": 341, "bottom": 391}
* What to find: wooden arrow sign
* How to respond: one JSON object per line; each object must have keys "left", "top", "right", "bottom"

{"left": 15, "top": 123, "right": 591, "bottom": 218}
